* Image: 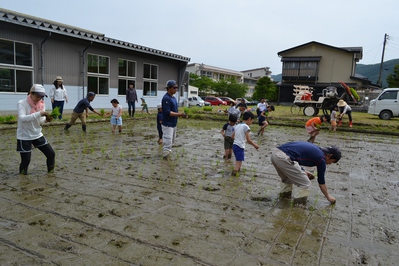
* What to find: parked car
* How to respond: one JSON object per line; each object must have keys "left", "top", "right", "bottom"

{"left": 248, "top": 99, "right": 259, "bottom": 105}
{"left": 235, "top": 98, "right": 251, "bottom": 106}
{"left": 188, "top": 96, "right": 205, "bottom": 107}
{"left": 219, "top": 97, "right": 236, "bottom": 105}
{"left": 204, "top": 101, "right": 212, "bottom": 106}
{"left": 203, "top": 96, "right": 227, "bottom": 106}
{"left": 368, "top": 88, "right": 399, "bottom": 119}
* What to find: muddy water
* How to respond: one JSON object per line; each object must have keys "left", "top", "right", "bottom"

{"left": 0, "top": 118, "right": 398, "bottom": 265}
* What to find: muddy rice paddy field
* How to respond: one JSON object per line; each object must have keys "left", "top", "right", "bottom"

{"left": 0, "top": 117, "right": 398, "bottom": 265}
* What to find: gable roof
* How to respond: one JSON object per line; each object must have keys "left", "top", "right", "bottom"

{"left": 278, "top": 41, "right": 362, "bottom": 59}
{"left": 0, "top": 8, "right": 190, "bottom": 63}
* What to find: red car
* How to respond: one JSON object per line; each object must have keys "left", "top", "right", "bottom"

{"left": 203, "top": 96, "right": 227, "bottom": 106}
{"left": 219, "top": 97, "right": 236, "bottom": 105}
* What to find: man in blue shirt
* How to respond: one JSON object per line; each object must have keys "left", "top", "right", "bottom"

{"left": 161, "top": 80, "right": 186, "bottom": 160}
{"left": 64, "top": 92, "right": 102, "bottom": 132}
{"left": 270, "top": 141, "right": 341, "bottom": 205}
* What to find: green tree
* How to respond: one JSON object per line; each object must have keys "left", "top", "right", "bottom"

{"left": 212, "top": 77, "right": 247, "bottom": 99}
{"left": 252, "top": 76, "right": 278, "bottom": 101}
{"left": 189, "top": 74, "right": 247, "bottom": 98}
{"left": 386, "top": 64, "right": 399, "bottom": 87}
{"left": 189, "top": 73, "right": 214, "bottom": 95}
{"left": 223, "top": 77, "right": 248, "bottom": 99}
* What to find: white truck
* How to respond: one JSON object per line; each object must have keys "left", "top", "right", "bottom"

{"left": 187, "top": 85, "right": 205, "bottom": 107}
{"left": 368, "top": 88, "right": 399, "bottom": 119}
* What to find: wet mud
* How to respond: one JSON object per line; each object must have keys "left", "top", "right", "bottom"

{"left": 0, "top": 118, "right": 398, "bottom": 265}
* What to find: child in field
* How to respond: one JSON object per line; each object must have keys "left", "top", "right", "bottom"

{"left": 330, "top": 105, "right": 338, "bottom": 131}
{"left": 156, "top": 104, "right": 163, "bottom": 144}
{"left": 141, "top": 97, "right": 150, "bottom": 114}
{"left": 105, "top": 99, "right": 122, "bottom": 133}
{"left": 305, "top": 114, "right": 330, "bottom": 143}
{"left": 221, "top": 114, "right": 237, "bottom": 159}
{"left": 257, "top": 105, "right": 275, "bottom": 136}
{"left": 231, "top": 112, "right": 259, "bottom": 176}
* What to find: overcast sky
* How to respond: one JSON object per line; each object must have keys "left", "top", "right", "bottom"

{"left": 2, "top": 0, "right": 398, "bottom": 75}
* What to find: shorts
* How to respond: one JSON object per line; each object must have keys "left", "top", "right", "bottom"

{"left": 233, "top": 144, "right": 245, "bottom": 161}
{"left": 224, "top": 136, "right": 234, "bottom": 149}
{"left": 17, "top": 136, "right": 48, "bottom": 153}
{"left": 111, "top": 115, "right": 122, "bottom": 126}
{"left": 331, "top": 120, "right": 337, "bottom": 127}
{"left": 258, "top": 116, "right": 266, "bottom": 126}
{"left": 305, "top": 125, "right": 317, "bottom": 134}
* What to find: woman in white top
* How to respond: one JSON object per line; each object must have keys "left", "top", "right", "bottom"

{"left": 49, "top": 76, "right": 68, "bottom": 119}
{"left": 337, "top": 99, "right": 353, "bottom": 127}
{"left": 17, "top": 84, "right": 55, "bottom": 175}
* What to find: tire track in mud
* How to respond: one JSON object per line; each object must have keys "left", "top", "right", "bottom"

{"left": 0, "top": 236, "right": 58, "bottom": 264}
{"left": 0, "top": 195, "right": 214, "bottom": 266}
{"left": 0, "top": 157, "right": 281, "bottom": 264}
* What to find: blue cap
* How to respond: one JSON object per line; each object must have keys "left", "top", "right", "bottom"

{"left": 166, "top": 80, "right": 177, "bottom": 88}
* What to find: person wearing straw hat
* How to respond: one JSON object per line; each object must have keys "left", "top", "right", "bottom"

{"left": 337, "top": 99, "right": 353, "bottom": 127}
{"left": 49, "top": 76, "right": 68, "bottom": 119}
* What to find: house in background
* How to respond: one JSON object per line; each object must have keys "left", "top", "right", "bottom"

{"left": 242, "top": 67, "right": 273, "bottom": 98}
{"left": 0, "top": 8, "right": 190, "bottom": 111}
{"left": 186, "top": 64, "right": 273, "bottom": 98}
{"left": 277, "top": 41, "right": 377, "bottom": 103}
{"left": 186, "top": 63, "right": 244, "bottom": 83}
{"left": 242, "top": 67, "right": 272, "bottom": 79}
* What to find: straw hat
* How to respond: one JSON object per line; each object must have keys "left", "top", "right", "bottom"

{"left": 337, "top": 99, "right": 347, "bottom": 107}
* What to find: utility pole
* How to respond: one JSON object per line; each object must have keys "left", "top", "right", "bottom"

{"left": 377, "top": 33, "right": 389, "bottom": 86}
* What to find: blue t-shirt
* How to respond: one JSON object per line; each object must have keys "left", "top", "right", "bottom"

{"left": 73, "top": 97, "right": 94, "bottom": 113}
{"left": 161, "top": 93, "right": 178, "bottom": 127}
{"left": 277, "top": 141, "right": 327, "bottom": 184}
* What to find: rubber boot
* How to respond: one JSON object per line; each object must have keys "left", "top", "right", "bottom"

{"left": 349, "top": 121, "right": 353, "bottom": 128}
{"left": 128, "top": 110, "right": 132, "bottom": 117}
{"left": 279, "top": 183, "right": 293, "bottom": 198}
{"left": 64, "top": 123, "right": 71, "bottom": 131}
{"left": 82, "top": 124, "right": 87, "bottom": 132}
{"left": 293, "top": 188, "right": 309, "bottom": 205}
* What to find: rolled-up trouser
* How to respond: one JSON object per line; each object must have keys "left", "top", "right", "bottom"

{"left": 270, "top": 148, "right": 311, "bottom": 189}
{"left": 162, "top": 125, "right": 176, "bottom": 157}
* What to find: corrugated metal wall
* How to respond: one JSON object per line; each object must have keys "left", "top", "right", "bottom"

{"left": 0, "top": 21, "right": 188, "bottom": 111}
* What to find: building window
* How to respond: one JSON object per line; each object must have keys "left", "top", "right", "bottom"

{"left": 87, "top": 54, "right": 109, "bottom": 94}
{"left": 201, "top": 71, "right": 212, "bottom": 78}
{"left": 118, "top": 59, "right": 136, "bottom": 95}
{"left": 0, "top": 39, "right": 33, "bottom": 93}
{"left": 143, "top": 63, "right": 158, "bottom": 96}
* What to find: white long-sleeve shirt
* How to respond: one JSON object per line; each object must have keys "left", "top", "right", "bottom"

{"left": 49, "top": 86, "right": 68, "bottom": 101}
{"left": 17, "top": 99, "right": 46, "bottom": 140}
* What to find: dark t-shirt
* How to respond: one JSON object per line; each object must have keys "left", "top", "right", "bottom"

{"left": 73, "top": 98, "right": 93, "bottom": 113}
{"left": 162, "top": 93, "right": 178, "bottom": 127}
{"left": 277, "top": 141, "right": 327, "bottom": 184}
